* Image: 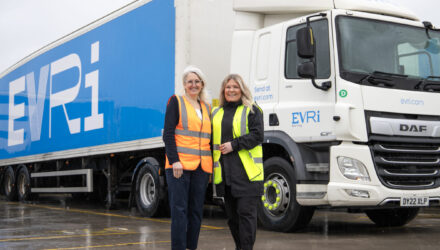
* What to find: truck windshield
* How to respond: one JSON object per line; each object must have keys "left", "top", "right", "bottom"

{"left": 337, "top": 16, "right": 440, "bottom": 91}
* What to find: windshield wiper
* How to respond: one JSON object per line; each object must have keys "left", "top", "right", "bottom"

{"left": 416, "top": 76, "right": 440, "bottom": 92}
{"left": 359, "top": 71, "right": 408, "bottom": 87}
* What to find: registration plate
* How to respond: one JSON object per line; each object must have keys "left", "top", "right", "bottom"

{"left": 400, "top": 196, "right": 429, "bottom": 207}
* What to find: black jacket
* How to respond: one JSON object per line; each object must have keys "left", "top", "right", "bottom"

{"left": 217, "top": 101, "right": 264, "bottom": 197}
{"left": 163, "top": 95, "right": 180, "bottom": 165}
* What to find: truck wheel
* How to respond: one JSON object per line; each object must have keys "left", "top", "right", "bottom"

{"left": 365, "top": 208, "right": 419, "bottom": 227}
{"left": 257, "top": 157, "right": 315, "bottom": 232}
{"left": 3, "top": 167, "right": 17, "bottom": 201}
{"left": 16, "top": 167, "right": 32, "bottom": 201}
{"left": 135, "top": 164, "right": 167, "bottom": 217}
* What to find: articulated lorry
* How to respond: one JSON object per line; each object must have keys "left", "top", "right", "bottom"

{"left": 1, "top": 0, "right": 440, "bottom": 231}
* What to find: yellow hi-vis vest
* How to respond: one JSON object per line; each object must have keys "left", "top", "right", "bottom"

{"left": 212, "top": 104, "right": 263, "bottom": 184}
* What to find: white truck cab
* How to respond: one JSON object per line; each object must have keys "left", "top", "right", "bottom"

{"left": 229, "top": 0, "right": 440, "bottom": 231}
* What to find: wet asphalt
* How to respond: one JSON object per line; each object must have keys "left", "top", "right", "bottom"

{"left": 0, "top": 196, "right": 439, "bottom": 250}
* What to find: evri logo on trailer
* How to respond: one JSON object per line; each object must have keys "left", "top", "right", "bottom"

{"left": 8, "top": 41, "right": 104, "bottom": 146}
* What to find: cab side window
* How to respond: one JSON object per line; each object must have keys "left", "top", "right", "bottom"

{"left": 285, "top": 19, "right": 331, "bottom": 79}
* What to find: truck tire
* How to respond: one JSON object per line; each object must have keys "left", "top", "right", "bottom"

{"left": 3, "top": 167, "right": 17, "bottom": 201}
{"left": 257, "top": 157, "right": 315, "bottom": 232}
{"left": 365, "top": 208, "right": 419, "bottom": 227}
{"left": 135, "top": 164, "right": 167, "bottom": 217}
{"left": 16, "top": 167, "right": 32, "bottom": 201}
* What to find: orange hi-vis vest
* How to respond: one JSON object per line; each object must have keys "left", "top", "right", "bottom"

{"left": 165, "top": 95, "right": 213, "bottom": 173}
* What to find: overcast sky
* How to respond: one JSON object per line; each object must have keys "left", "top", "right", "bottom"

{"left": 0, "top": 0, "right": 439, "bottom": 74}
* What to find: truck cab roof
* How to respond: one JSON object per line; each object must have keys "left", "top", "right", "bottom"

{"left": 234, "top": 0, "right": 419, "bottom": 21}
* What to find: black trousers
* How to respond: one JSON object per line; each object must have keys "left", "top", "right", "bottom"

{"left": 166, "top": 167, "right": 209, "bottom": 250}
{"left": 224, "top": 185, "right": 259, "bottom": 250}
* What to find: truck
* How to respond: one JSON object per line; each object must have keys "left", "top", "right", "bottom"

{"left": 1, "top": 0, "right": 440, "bottom": 232}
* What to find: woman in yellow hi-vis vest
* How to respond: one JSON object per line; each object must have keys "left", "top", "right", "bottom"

{"left": 163, "top": 66, "right": 212, "bottom": 250}
{"left": 212, "top": 74, "right": 264, "bottom": 250}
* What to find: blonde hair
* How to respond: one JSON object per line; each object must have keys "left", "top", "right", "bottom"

{"left": 219, "top": 74, "right": 254, "bottom": 112}
{"left": 182, "top": 65, "right": 209, "bottom": 103}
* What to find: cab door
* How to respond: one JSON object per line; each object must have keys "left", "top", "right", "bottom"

{"left": 249, "top": 24, "right": 283, "bottom": 132}
{"left": 276, "top": 13, "right": 336, "bottom": 143}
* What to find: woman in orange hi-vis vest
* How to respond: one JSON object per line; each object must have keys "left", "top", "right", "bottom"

{"left": 163, "top": 65, "right": 212, "bottom": 250}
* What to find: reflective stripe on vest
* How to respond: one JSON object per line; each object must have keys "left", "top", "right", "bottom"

{"left": 176, "top": 146, "right": 212, "bottom": 156}
{"left": 165, "top": 96, "right": 213, "bottom": 173}
{"left": 212, "top": 104, "right": 263, "bottom": 184}
{"left": 175, "top": 129, "right": 211, "bottom": 139}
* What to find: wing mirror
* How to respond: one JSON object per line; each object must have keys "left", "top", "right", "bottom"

{"left": 298, "top": 61, "right": 316, "bottom": 78}
{"left": 297, "top": 27, "right": 315, "bottom": 58}
{"left": 296, "top": 13, "right": 331, "bottom": 91}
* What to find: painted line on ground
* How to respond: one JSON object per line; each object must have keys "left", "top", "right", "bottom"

{"left": 0, "top": 226, "right": 219, "bottom": 243}
{"left": 44, "top": 240, "right": 171, "bottom": 250}
{"left": 419, "top": 213, "right": 440, "bottom": 219}
{"left": 0, "top": 232, "right": 139, "bottom": 242}
{"left": 1, "top": 201, "right": 224, "bottom": 230}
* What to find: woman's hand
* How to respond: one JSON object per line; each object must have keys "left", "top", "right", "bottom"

{"left": 172, "top": 162, "right": 183, "bottom": 178}
{"left": 220, "top": 142, "right": 233, "bottom": 154}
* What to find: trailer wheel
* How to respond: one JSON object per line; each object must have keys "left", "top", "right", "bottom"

{"left": 365, "top": 208, "right": 419, "bottom": 227}
{"left": 17, "top": 167, "right": 32, "bottom": 201}
{"left": 3, "top": 167, "right": 17, "bottom": 201}
{"left": 257, "top": 157, "right": 315, "bottom": 232}
{"left": 135, "top": 164, "right": 167, "bottom": 217}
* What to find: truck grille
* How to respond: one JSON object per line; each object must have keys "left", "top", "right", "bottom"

{"left": 370, "top": 139, "right": 440, "bottom": 189}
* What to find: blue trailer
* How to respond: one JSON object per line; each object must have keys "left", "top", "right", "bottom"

{"left": 0, "top": 0, "right": 201, "bottom": 214}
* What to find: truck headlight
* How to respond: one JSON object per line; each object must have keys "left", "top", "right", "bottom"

{"left": 337, "top": 157, "right": 370, "bottom": 182}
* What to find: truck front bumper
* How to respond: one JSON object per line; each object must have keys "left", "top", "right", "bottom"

{"left": 297, "top": 142, "right": 440, "bottom": 207}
